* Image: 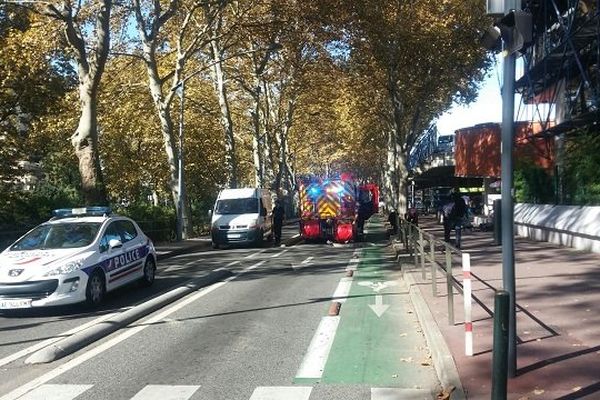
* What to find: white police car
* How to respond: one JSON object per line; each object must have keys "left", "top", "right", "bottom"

{"left": 0, "top": 207, "right": 157, "bottom": 309}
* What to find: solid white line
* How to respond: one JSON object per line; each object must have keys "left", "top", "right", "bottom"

{"left": 270, "top": 249, "right": 289, "bottom": 258}
{"left": 0, "top": 310, "right": 126, "bottom": 368}
{"left": 332, "top": 277, "right": 353, "bottom": 303}
{"left": 295, "top": 316, "right": 340, "bottom": 379}
{"left": 130, "top": 385, "right": 200, "bottom": 400}
{"left": 245, "top": 249, "right": 267, "bottom": 259}
{"left": 18, "top": 384, "right": 92, "bottom": 400}
{"left": 249, "top": 386, "right": 312, "bottom": 400}
{"left": 0, "top": 261, "right": 266, "bottom": 400}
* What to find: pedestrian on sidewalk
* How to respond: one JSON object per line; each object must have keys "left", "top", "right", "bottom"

{"left": 272, "top": 199, "right": 285, "bottom": 245}
{"left": 387, "top": 209, "right": 399, "bottom": 235}
{"left": 444, "top": 192, "right": 467, "bottom": 248}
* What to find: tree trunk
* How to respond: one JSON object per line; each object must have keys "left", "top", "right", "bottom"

{"left": 139, "top": 36, "right": 192, "bottom": 237}
{"left": 72, "top": 83, "right": 107, "bottom": 205}
{"left": 211, "top": 39, "right": 238, "bottom": 188}
{"left": 275, "top": 96, "right": 296, "bottom": 192}
{"left": 383, "top": 129, "right": 397, "bottom": 211}
{"left": 251, "top": 88, "right": 263, "bottom": 187}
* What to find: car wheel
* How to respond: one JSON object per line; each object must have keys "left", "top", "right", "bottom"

{"left": 86, "top": 270, "right": 106, "bottom": 307}
{"left": 141, "top": 257, "right": 156, "bottom": 287}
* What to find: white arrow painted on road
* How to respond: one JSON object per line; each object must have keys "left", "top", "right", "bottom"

{"left": 292, "top": 256, "right": 313, "bottom": 270}
{"left": 368, "top": 294, "right": 390, "bottom": 318}
{"left": 357, "top": 280, "right": 398, "bottom": 293}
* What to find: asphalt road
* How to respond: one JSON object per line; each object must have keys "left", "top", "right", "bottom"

{"left": 0, "top": 219, "right": 441, "bottom": 400}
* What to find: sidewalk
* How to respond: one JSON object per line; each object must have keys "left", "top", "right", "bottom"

{"left": 401, "top": 216, "right": 600, "bottom": 400}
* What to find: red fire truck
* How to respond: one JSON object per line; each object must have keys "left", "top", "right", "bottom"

{"left": 297, "top": 174, "right": 379, "bottom": 243}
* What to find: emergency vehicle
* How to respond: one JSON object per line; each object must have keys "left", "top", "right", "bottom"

{"left": 0, "top": 207, "right": 157, "bottom": 309}
{"left": 297, "top": 174, "right": 379, "bottom": 243}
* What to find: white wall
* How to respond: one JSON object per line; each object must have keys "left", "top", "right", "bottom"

{"left": 514, "top": 203, "right": 600, "bottom": 253}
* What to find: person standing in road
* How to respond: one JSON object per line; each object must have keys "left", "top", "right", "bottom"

{"left": 272, "top": 199, "right": 285, "bottom": 245}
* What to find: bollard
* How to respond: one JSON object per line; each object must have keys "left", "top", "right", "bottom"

{"left": 445, "top": 244, "right": 454, "bottom": 325}
{"left": 492, "top": 290, "right": 510, "bottom": 400}
{"left": 430, "top": 237, "right": 437, "bottom": 296}
{"left": 462, "top": 252, "right": 473, "bottom": 356}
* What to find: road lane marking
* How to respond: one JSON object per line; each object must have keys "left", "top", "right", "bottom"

{"left": 249, "top": 387, "right": 312, "bottom": 400}
{"left": 295, "top": 249, "right": 361, "bottom": 381}
{"left": 0, "top": 261, "right": 266, "bottom": 400}
{"left": 244, "top": 249, "right": 267, "bottom": 259}
{"left": 295, "top": 316, "right": 340, "bottom": 379}
{"left": 331, "top": 278, "right": 352, "bottom": 303}
{"left": 18, "top": 384, "right": 92, "bottom": 400}
{"left": 0, "top": 310, "right": 126, "bottom": 368}
{"left": 130, "top": 385, "right": 200, "bottom": 400}
{"left": 164, "top": 259, "right": 203, "bottom": 272}
{"left": 292, "top": 256, "right": 313, "bottom": 270}
{"left": 270, "top": 249, "right": 289, "bottom": 258}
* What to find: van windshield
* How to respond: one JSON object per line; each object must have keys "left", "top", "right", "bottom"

{"left": 215, "top": 198, "right": 258, "bottom": 215}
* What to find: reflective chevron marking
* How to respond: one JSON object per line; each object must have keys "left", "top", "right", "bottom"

{"left": 249, "top": 386, "right": 312, "bottom": 400}
{"left": 18, "top": 384, "right": 92, "bottom": 400}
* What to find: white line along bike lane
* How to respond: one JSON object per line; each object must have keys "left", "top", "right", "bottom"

{"left": 294, "top": 220, "right": 442, "bottom": 395}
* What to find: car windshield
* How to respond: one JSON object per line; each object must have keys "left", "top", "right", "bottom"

{"left": 215, "top": 198, "right": 258, "bottom": 215}
{"left": 10, "top": 222, "right": 102, "bottom": 251}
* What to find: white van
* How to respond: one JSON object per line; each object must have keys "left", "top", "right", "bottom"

{"left": 210, "top": 188, "right": 273, "bottom": 248}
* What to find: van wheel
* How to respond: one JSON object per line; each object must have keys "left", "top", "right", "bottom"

{"left": 86, "top": 270, "right": 106, "bottom": 307}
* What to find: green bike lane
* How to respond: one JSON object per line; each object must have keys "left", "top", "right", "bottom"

{"left": 295, "top": 220, "right": 441, "bottom": 393}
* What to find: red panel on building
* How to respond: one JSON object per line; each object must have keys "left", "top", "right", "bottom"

{"left": 455, "top": 122, "right": 554, "bottom": 178}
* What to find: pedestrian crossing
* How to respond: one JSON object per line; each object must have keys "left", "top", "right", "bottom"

{"left": 10, "top": 384, "right": 435, "bottom": 400}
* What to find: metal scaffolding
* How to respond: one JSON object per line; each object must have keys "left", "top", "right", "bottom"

{"left": 518, "top": 0, "right": 600, "bottom": 137}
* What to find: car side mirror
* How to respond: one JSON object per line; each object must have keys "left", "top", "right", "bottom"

{"left": 109, "top": 239, "right": 123, "bottom": 250}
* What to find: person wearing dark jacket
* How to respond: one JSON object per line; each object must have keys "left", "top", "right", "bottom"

{"left": 445, "top": 192, "right": 466, "bottom": 248}
{"left": 388, "top": 210, "right": 399, "bottom": 235}
{"left": 272, "top": 200, "right": 285, "bottom": 245}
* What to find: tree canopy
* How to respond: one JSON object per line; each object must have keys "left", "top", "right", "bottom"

{"left": 1, "top": 0, "right": 495, "bottom": 225}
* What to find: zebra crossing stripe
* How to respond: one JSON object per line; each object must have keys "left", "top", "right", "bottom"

{"left": 371, "top": 387, "right": 433, "bottom": 399}
{"left": 18, "top": 384, "right": 92, "bottom": 400}
{"left": 130, "top": 385, "right": 200, "bottom": 400}
{"left": 249, "top": 386, "right": 312, "bottom": 400}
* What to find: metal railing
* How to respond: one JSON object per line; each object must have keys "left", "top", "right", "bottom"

{"left": 396, "top": 218, "right": 474, "bottom": 356}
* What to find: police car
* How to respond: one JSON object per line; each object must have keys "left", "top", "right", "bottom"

{"left": 0, "top": 207, "right": 157, "bottom": 309}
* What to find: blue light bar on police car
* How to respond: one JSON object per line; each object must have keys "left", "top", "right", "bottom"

{"left": 52, "top": 207, "right": 112, "bottom": 218}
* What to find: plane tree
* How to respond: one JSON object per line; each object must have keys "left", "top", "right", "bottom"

{"left": 338, "top": 0, "right": 491, "bottom": 211}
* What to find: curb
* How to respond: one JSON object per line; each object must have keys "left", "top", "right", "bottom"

{"left": 25, "top": 269, "right": 232, "bottom": 364}
{"left": 402, "top": 262, "right": 466, "bottom": 400}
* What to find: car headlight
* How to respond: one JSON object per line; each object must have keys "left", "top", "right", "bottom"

{"left": 44, "top": 259, "right": 84, "bottom": 277}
